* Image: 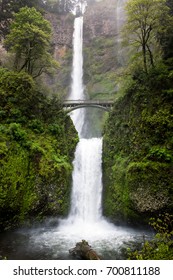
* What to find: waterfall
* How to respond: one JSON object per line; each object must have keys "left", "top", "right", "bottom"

{"left": 57, "top": 2, "right": 134, "bottom": 245}
{"left": 69, "top": 16, "right": 85, "bottom": 136}
{"left": 69, "top": 138, "right": 103, "bottom": 223}
{"left": 57, "top": 3, "right": 122, "bottom": 240}
{"left": 28, "top": 1, "right": 148, "bottom": 259}
{"left": 65, "top": 7, "right": 106, "bottom": 230}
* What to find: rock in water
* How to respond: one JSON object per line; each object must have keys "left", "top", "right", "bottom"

{"left": 69, "top": 240, "right": 101, "bottom": 260}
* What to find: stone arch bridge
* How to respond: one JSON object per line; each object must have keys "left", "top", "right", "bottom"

{"left": 63, "top": 100, "right": 114, "bottom": 112}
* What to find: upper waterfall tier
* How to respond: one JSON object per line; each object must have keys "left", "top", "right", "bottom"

{"left": 68, "top": 16, "right": 85, "bottom": 136}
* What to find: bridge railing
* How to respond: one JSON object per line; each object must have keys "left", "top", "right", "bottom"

{"left": 63, "top": 100, "right": 114, "bottom": 105}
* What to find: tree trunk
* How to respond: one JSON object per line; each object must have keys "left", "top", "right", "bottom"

{"left": 69, "top": 240, "right": 101, "bottom": 260}
{"left": 146, "top": 44, "right": 154, "bottom": 67}
{"left": 142, "top": 44, "right": 148, "bottom": 74}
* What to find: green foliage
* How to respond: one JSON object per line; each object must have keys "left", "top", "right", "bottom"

{"left": 8, "top": 123, "right": 27, "bottom": 142}
{"left": 0, "top": 0, "right": 41, "bottom": 38}
{"left": 28, "top": 119, "right": 44, "bottom": 133}
{"left": 83, "top": 37, "right": 118, "bottom": 100}
{"left": 0, "top": 142, "right": 37, "bottom": 221}
{"left": 48, "top": 123, "right": 61, "bottom": 135}
{"left": 122, "top": 0, "right": 172, "bottom": 73}
{"left": 103, "top": 64, "right": 173, "bottom": 224}
{"left": 129, "top": 214, "right": 173, "bottom": 259}
{"left": 102, "top": 154, "right": 137, "bottom": 223}
{"left": 146, "top": 147, "right": 173, "bottom": 162}
{"left": 0, "top": 68, "right": 65, "bottom": 124}
{"left": 4, "top": 7, "right": 58, "bottom": 78}
{"left": 0, "top": 67, "right": 78, "bottom": 231}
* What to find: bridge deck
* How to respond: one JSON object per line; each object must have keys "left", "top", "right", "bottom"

{"left": 63, "top": 100, "right": 114, "bottom": 106}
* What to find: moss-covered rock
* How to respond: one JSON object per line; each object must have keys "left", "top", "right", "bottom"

{"left": 103, "top": 66, "right": 173, "bottom": 225}
{"left": 0, "top": 68, "right": 78, "bottom": 231}
{"left": 83, "top": 35, "right": 119, "bottom": 101}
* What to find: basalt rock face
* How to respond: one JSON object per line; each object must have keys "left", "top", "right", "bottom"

{"left": 45, "top": 12, "right": 74, "bottom": 96}
{"left": 83, "top": 0, "right": 128, "bottom": 98}
{"left": 84, "top": 0, "right": 118, "bottom": 43}
{"left": 83, "top": 0, "right": 119, "bottom": 100}
{"left": 45, "top": 12, "right": 74, "bottom": 57}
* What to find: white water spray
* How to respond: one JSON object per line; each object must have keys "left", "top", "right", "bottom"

{"left": 69, "top": 138, "right": 103, "bottom": 223}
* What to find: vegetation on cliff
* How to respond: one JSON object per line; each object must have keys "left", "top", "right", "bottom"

{"left": 103, "top": 0, "right": 173, "bottom": 225}
{"left": 128, "top": 213, "right": 173, "bottom": 259}
{"left": 82, "top": 0, "right": 119, "bottom": 136}
{"left": 44, "top": 0, "right": 77, "bottom": 14}
{"left": 83, "top": 0, "right": 118, "bottom": 100}
{"left": 83, "top": 37, "right": 118, "bottom": 100}
{"left": 0, "top": 4, "right": 78, "bottom": 231}
{"left": 4, "top": 7, "right": 58, "bottom": 78}
{"left": 0, "top": 67, "right": 78, "bottom": 231}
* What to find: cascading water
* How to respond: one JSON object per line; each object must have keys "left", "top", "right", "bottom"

{"left": 63, "top": 2, "right": 106, "bottom": 229}
{"left": 47, "top": 1, "right": 146, "bottom": 249}
{"left": 25, "top": 1, "right": 151, "bottom": 259}
{"left": 69, "top": 15, "right": 85, "bottom": 136}
{"left": 68, "top": 138, "right": 103, "bottom": 223}
{"left": 59, "top": 2, "right": 117, "bottom": 237}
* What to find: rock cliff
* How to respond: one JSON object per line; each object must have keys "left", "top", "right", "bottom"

{"left": 46, "top": 0, "right": 125, "bottom": 99}
{"left": 83, "top": 0, "right": 119, "bottom": 100}
{"left": 44, "top": 11, "right": 74, "bottom": 96}
{"left": 84, "top": 0, "right": 118, "bottom": 42}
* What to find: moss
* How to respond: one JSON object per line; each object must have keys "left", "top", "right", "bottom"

{"left": 83, "top": 37, "right": 119, "bottom": 100}
{"left": 127, "top": 161, "right": 172, "bottom": 213}
{"left": 103, "top": 154, "right": 143, "bottom": 224}
{"left": 103, "top": 66, "right": 173, "bottom": 225}
{"left": 0, "top": 122, "right": 78, "bottom": 230}
{"left": 103, "top": 155, "right": 134, "bottom": 222}
{"left": 0, "top": 69, "right": 78, "bottom": 231}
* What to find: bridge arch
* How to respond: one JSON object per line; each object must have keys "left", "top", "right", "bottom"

{"left": 63, "top": 100, "right": 114, "bottom": 113}
{"left": 65, "top": 104, "right": 110, "bottom": 113}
